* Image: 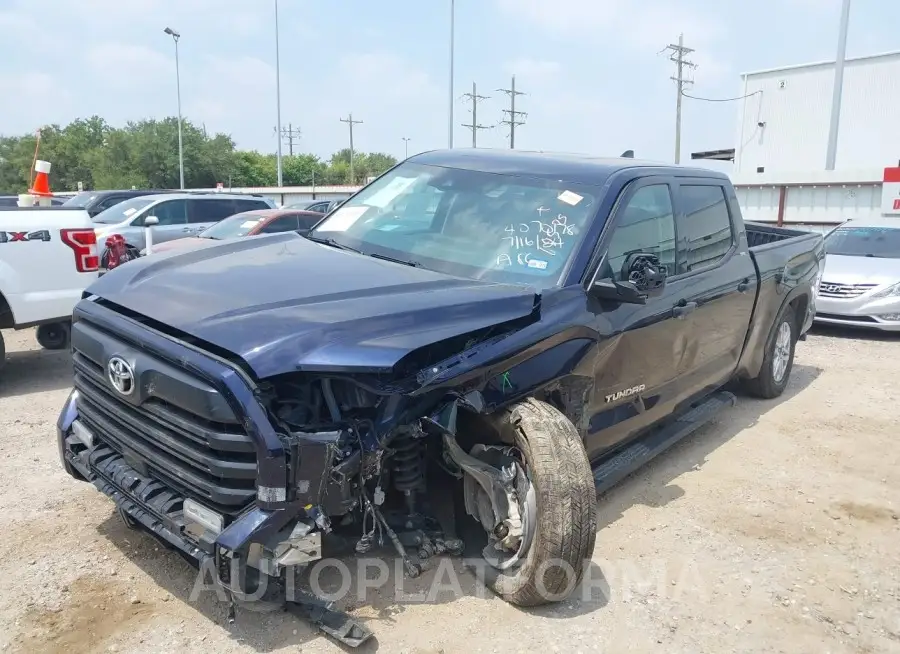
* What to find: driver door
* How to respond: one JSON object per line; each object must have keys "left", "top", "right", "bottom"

{"left": 582, "top": 178, "right": 693, "bottom": 459}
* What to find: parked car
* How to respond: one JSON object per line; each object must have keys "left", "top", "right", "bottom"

{"left": 813, "top": 217, "right": 900, "bottom": 331}
{"left": 0, "top": 195, "right": 67, "bottom": 207}
{"left": 63, "top": 189, "right": 178, "bottom": 217}
{"left": 0, "top": 205, "right": 99, "bottom": 367}
{"left": 142, "top": 209, "right": 324, "bottom": 256}
{"left": 92, "top": 193, "right": 276, "bottom": 263}
{"left": 56, "top": 149, "right": 823, "bottom": 647}
{"left": 287, "top": 198, "right": 344, "bottom": 214}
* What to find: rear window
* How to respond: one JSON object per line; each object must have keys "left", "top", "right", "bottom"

{"left": 63, "top": 192, "right": 98, "bottom": 207}
{"left": 235, "top": 199, "right": 272, "bottom": 213}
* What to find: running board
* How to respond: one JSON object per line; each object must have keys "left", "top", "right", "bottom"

{"left": 592, "top": 391, "right": 736, "bottom": 495}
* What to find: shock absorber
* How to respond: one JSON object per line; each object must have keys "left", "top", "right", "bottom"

{"left": 391, "top": 430, "right": 425, "bottom": 515}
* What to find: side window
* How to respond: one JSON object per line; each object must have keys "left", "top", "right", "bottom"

{"left": 146, "top": 200, "right": 187, "bottom": 226}
{"left": 308, "top": 202, "right": 328, "bottom": 213}
{"left": 677, "top": 185, "right": 734, "bottom": 272}
{"left": 603, "top": 184, "right": 676, "bottom": 281}
{"left": 189, "top": 199, "right": 237, "bottom": 223}
{"left": 236, "top": 200, "right": 273, "bottom": 213}
{"left": 296, "top": 213, "right": 321, "bottom": 232}
{"left": 259, "top": 216, "right": 301, "bottom": 233}
{"left": 95, "top": 196, "right": 124, "bottom": 212}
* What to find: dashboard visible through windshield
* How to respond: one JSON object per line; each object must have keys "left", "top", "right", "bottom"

{"left": 308, "top": 162, "right": 598, "bottom": 288}
{"left": 825, "top": 225, "right": 900, "bottom": 258}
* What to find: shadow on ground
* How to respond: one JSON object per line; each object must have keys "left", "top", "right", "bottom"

{"left": 86, "top": 364, "right": 821, "bottom": 650}
{"left": 0, "top": 341, "right": 72, "bottom": 399}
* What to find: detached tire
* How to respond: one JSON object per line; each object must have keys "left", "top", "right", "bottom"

{"left": 36, "top": 321, "right": 71, "bottom": 351}
{"left": 743, "top": 303, "right": 797, "bottom": 399}
{"left": 486, "top": 398, "right": 597, "bottom": 607}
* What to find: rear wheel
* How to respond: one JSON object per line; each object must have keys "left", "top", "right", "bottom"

{"left": 0, "top": 331, "right": 6, "bottom": 373}
{"left": 479, "top": 398, "right": 597, "bottom": 606}
{"left": 36, "top": 321, "right": 71, "bottom": 351}
{"left": 743, "top": 303, "right": 797, "bottom": 399}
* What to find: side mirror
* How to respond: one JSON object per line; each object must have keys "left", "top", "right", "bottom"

{"left": 143, "top": 215, "right": 159, "bottom": 227}
{"left": 589, "top": 252, "right": 668, "bottom": 305}
{"left": 621, "top": 252, "right": 667, "bottom": 297}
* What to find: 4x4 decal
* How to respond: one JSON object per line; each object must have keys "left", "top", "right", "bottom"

{"left": 0, "top": 230, "right": 52, "bottom": 244}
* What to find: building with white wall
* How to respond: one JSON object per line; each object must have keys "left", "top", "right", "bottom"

{"left": 733, "top": 50, "right": 900, "bottom": 175}
{"left": 691, "top": 50, "right": 900, "bottom": 229}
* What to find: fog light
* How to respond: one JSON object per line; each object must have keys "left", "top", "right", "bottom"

{"left": 184, "top": 498, "right": 224, "bottom": 535}
{"left": 71, "top": 420, "right": 94, "bottom": 447}
{"left": 878, "top": 313, "right": 900, "bottom": 321}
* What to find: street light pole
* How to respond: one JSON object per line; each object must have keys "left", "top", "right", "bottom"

{"left": 825, "top": 0, "right": 851, "bottom": 170}
{"left": 448, "top": 0, "right": 455, "bottom": 149}
{"left": 163, "top": 27, "right": 185, "bottom": 189}
{"left": 274, "top": 0, "right": 284, "bottom": 187}
{"left": 402, "top": 137, "right": 411, "bottom": 159}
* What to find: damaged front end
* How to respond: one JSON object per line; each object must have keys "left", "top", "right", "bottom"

{"left": 58, "top": 297, "right": 545, "bottom": 647}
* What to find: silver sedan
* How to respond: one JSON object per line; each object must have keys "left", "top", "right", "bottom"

{"left": 814, "top": 218, "right": 900, "bottom": 331}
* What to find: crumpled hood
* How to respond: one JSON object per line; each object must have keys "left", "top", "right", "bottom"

{"left": 87, "top": 233, "right": 540, "bottom": 379}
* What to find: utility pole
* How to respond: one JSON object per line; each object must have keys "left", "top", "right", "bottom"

{"left": 402, "top": 137, "right": 411, "bottom": 159}
{"left": 448, "top": 0, "right": 455, "bottom": 148}
{"left": 461, "top": 82, "right": 492, "bottom": 147}
{"left": 339, "top": 113, "right": 363, "bottom": 184}
{"left": 825, "top": 0, "right": 852, "bottom": 170}
{"left": 498, "top": 75, "right": 527, "bottom": 149}
{"left": 664, "top": 33, "right": 696, "bottom": 164}
{"left": 278, "top": 123, "right": 302, "bottom": 157}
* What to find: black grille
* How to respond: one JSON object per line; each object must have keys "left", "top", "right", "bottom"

{"left": 72, "top": 333, "right": 258, "bottom": 516}
{"left": 815, "top": 312, "right": 878, "bottom": 323}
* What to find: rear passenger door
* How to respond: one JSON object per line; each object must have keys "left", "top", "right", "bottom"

{"left": 188, "top": 199, "right": 238, "bottom": 233}
{"left": 670, "top": 179, "right": 758, "bottom": 394}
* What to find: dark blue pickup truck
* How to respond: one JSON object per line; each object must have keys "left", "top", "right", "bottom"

{"left": 57, "top": 149, "right": 824, "bottom": 646}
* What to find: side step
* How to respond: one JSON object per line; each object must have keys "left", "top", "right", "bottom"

{"left": 592, "top": 391, "right": 736, "bottom": 495}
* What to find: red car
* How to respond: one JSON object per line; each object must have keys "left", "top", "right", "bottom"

{"left": 145, "top": 209, "right": 323, "bottom": 255}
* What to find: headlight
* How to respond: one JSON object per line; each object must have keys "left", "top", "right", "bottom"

{"left": 871, "top": 283, "right": 900, "bottom": 299}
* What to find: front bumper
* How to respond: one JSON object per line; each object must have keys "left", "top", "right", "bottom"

{"left": 814, "top": 293, "right": 900, "bottom": 331}
{"left": 57, "top": 389, "right": 303, "bottom": 579}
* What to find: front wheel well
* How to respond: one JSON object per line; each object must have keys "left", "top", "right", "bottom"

{"left": 0, "top": 291, "right": 13, "bottom": 330}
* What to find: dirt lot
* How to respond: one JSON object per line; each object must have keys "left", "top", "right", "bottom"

{"left": 0, "top": 326, "right": 898, "bottom": 654}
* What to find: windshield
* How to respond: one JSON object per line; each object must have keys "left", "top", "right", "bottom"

{"left": 199, "top": 212, "right": 266, "bottom": 239}
{"left": 63, "top": 191, "right": 98, "bottom": 207}
{"left": 92, "top": 196, "right": 156, "bottom": 224}
{"left": 308, "top": 162, "right": 598, "bottom": 289}
{"left": 824, "top": 225, "right": 900, "bottom": 258}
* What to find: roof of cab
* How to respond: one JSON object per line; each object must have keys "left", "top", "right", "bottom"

{"left": 408, "top": 148, "right": 729, "bottom": 186}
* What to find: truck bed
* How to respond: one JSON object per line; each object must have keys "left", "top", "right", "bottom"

{"left": 745, "top": 222, "right": 813, "bottom": 249}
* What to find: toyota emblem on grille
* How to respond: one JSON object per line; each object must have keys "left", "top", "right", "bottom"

{"left": 107, "top": 356, "right": 135, "bottom": 396}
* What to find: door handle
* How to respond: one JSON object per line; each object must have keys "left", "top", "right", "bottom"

{"left": 737, "top": 278, "right": 750, "bottom": 293}
{"left": 673, "top": 301, "right": 698, "bottom": 319}
{"left": 182, "top": 227, "right": 193, "bottom": 232}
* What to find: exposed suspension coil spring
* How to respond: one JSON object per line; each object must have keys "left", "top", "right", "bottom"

{"left": 391, "top": 431, "right": 426, "bottom": 493}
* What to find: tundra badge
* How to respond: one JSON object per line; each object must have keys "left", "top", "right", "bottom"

{"left": 605, "top": 384, "right": 646, "bottom": 403}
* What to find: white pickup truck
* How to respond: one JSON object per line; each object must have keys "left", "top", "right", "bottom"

{"left": 0, "top": 206, "right": 100, "bottom": 369}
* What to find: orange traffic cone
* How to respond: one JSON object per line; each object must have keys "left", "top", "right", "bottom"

{"left": 29, "top": 160, "right": 53, "bottom": 197}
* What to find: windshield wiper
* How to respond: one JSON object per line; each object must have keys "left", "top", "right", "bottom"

{"left": 306, "top": 234, "right": 363, "bottom": 254}
{"left": 369, "top": 252, "right": 422, "bottom": 268}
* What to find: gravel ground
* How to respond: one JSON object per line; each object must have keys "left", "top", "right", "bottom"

{"left": 0, "top": 325, "right": 899, "bottom": 654}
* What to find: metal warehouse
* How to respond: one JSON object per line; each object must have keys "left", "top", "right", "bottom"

{"left": 695, "top": 50, "right": 900, "bottom": 230}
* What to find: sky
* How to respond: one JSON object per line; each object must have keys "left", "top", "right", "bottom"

{"left": 1, "top": 0, "right": 899, "bottom": 170}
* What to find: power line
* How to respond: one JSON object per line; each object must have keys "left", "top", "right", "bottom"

{"left": 663, "top": 33, "right": 696, "bottom": 164}
{"left": 339, "top": 113, "right": 363, "bottom": 184}
{"left": 278, "top": 123, "right": 302, "bottom": 156}
{"left": 461, "top": 82, "right": 492, "bottom": 148}
{"left": 497, "top": 75, "right": 527, "bottom": 149}
{"left": 681, "top": 90, "right": 762, "bottom": 102}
